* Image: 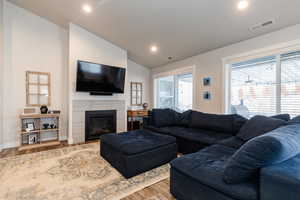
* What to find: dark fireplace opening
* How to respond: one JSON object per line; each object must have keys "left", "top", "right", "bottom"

{"left": 85, "top": 110, "right": 117, "bottom": 141}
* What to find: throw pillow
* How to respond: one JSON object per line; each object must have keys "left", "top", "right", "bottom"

{"left": 232, "top": 114, "right": 248, "bottom": 134}
{"left": 236, "top": 115, "right": 286, "bottom": 141}
{"left": 152, "top": 109, "right": 178, "bottom": 127}
{"left": 223, "top": 124, "right": 300, "bottom": 184}
{"left": 177, "top": 110, "right": 192, "bottom": 127}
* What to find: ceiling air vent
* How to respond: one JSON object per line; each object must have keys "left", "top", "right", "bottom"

{"left": 249, "top": 19, "right": 275, "bottom": 31}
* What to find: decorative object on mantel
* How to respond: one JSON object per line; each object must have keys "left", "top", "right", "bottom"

{"left": 203, "top": 91, "right": 211, "bottom": 100}
{"left": 131, "top": 82, "right": 143, "bottom": 106}
{"left": 143, "top": 103, "right": 149, "bottom": 110}
{"left": 19, "top": 113, "right": 60, "bottom": 151}
{"left": 203, "top": 77, "right": 211, "bottom": 86}
{"left": 40, "top": 105, "right": 48, "bottom": 114}
{"left": 26, "top": 71, "right": 51, "bottom": 106}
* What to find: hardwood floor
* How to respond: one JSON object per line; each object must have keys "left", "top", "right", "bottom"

{"left": 0, "top": 141, "right": 95, "bottom": 158}
{"left": 0, "top": 141, "right": 175, "bottom": 200}
{"left": 121, "top": 179, "right": 175, "bottom": 200}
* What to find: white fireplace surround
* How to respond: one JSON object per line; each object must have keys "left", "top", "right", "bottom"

{"left": 71, "top": 99, "right": 126, "bottom": 144}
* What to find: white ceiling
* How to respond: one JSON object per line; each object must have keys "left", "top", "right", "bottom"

{"left": 8, "top": 0, "right": 300, "bottom": 68}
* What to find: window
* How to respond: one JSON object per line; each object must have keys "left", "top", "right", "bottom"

{"left": 130, "top": 82, "right": 143, "bottom": 106}
{"left": 229, "top": 51, "right": 300, "bottom": 118}
{"left": 155, "top": 73, "right": 193, "bottom": 112}
{"left": 26, "top": 71, "right": 51, "bottom": 106}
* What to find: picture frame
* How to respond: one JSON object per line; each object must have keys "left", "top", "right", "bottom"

{"left": 26, "top": 71, "right": 51, "bottom": 107}
{"left": 26, "top": 122, "right": 35, "bottom": 131}
{"left": 203, "top": 77, "right": 211, "bottom": 86}
{"left": 28, "top": 134, "right": 38, "bottom": 144}
{"left": 203, "top": 91, "right": 211, "bottom": 100}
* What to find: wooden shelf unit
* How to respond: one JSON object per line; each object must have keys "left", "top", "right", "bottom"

{"left": 127, "top": 110, "right": 149, "bottom": 131}
{"left": 19, "top": 113, "right": 60, "bottom": 151}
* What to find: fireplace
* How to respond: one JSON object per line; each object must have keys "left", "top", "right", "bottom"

{"left": 85, "top": 110, "right": 117, "bottom": 141}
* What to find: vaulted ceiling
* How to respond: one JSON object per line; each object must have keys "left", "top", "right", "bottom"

{"left": 9, "top": 0, "right": 300, "bottom": 68}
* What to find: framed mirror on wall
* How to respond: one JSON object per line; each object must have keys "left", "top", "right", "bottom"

{"left": 130, "top": 82, "right": 143, "bottom": 106}
{"left": 26, "top": 71, "right": 51, "bottom": 106}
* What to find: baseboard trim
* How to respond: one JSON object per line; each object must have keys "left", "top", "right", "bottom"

{"left": 2, "top": 141, "right": 19, "bottom": 149}
{"left": 1, "top": 137, "right": 68, "bottom": 150}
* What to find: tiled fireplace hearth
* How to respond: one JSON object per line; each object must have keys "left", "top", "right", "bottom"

{"left": 71, "top": 100, "right": 126, "bottom": 144}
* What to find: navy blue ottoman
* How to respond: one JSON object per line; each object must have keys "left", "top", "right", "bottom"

{"left": 100, "top": 129, "right": 177, "bottom": 178}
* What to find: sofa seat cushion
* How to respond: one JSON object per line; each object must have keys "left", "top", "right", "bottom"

{"left": 143, "top": 125, "right": 171, "bottom": 135}
{"left": 100, "top": 130, "right": 176, "bottom": 155}
{"left": 160, "top": 126, "right": 231, "bottom": 145}
{"left": 218, "top": 137, "right": 245, "bottom": 149}
{"left": 171, "top": 145, "right": 258, "bottom": 200}
{"left": 224, "top": 124, "right": 300, "bottom": 184}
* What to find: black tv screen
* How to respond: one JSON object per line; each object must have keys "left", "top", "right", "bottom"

{"left": 76, "top": 60, "right": 126, "bottom": 94}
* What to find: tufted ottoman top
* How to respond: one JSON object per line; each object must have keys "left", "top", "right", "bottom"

{"left": 100, "top": 130, "right": 176, "bottom": 155}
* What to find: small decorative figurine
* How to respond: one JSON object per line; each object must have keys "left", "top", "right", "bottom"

{"left": 40, "top": 105, "right": 48, "bottom": 114}
{"left": 143, "top": 103, "right": 149, "bottom": 110}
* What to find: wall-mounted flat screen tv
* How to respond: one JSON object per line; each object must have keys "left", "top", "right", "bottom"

{"left": 76, "top": 60, "right": 126, "bottom": 94}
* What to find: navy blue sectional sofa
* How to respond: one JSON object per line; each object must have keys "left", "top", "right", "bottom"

{"left": 144, "top": 109, "right": 300, "bottom": 200}
{"left": 144, "top": 109, "right": 247, "bottom": 154}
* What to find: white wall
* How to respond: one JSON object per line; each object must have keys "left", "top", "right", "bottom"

{"left": 0, "top": 0, "right": 4, "bottom": 150}
{"left": 2, "top": 1, "right": 68, "bottom": 148}
{"left": 0, "top": 2, "right": 152, "bottom": 148}
{"left": 68, "top": 24, "right": 128, "bottom": 144}
{"left": 152, "top": 24, "right": 300, "bottom": 114}
{"left": 127, "top": 59, "right": 151, "bottom": 109}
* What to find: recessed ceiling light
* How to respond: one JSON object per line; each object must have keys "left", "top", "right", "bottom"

{"left": 237, "top": 0, "right": 249, "bottom": 10}
{"left": 150, "top": 45, "right": 158, "bottom": 53}
{"left": 82, "top": 4, "right": 92, "bottom": 13}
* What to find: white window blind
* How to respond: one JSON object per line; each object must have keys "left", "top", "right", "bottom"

{"left": 231, "top": 56, "right": 277, "bottom": 117}
{"left": 281, "top": 51, "right": 300, "bottom": 117}
{"left": 230, "top": 51, "right": 300, "bottom": 118}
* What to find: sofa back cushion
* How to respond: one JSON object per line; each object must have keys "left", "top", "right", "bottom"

{"left": 236, "top": 115, "right": 286, "bottom": 141}
{"left": 271, "top": 114, "right": 291, "bottom": 121}
{"left": 188, "top": 111, "right": 247, "bottom": 134}
{"left": 177, "top": 110, "right": 192, "bottom": 127}
{"left": 151, "top": 109, "right": 192, "bottom": 128}
{"left": 288, "top": 115, "right": 300, "bottom": 125}
{"left": 223, "top": 124, "right": 300, "bottom": 184}
{"left": 152, "top": 109, "right": 178, "bottom": 127}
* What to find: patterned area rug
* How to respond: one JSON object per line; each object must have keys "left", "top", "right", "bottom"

{"left": 0, "top": 143, "right": 169, "bottom": 200}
